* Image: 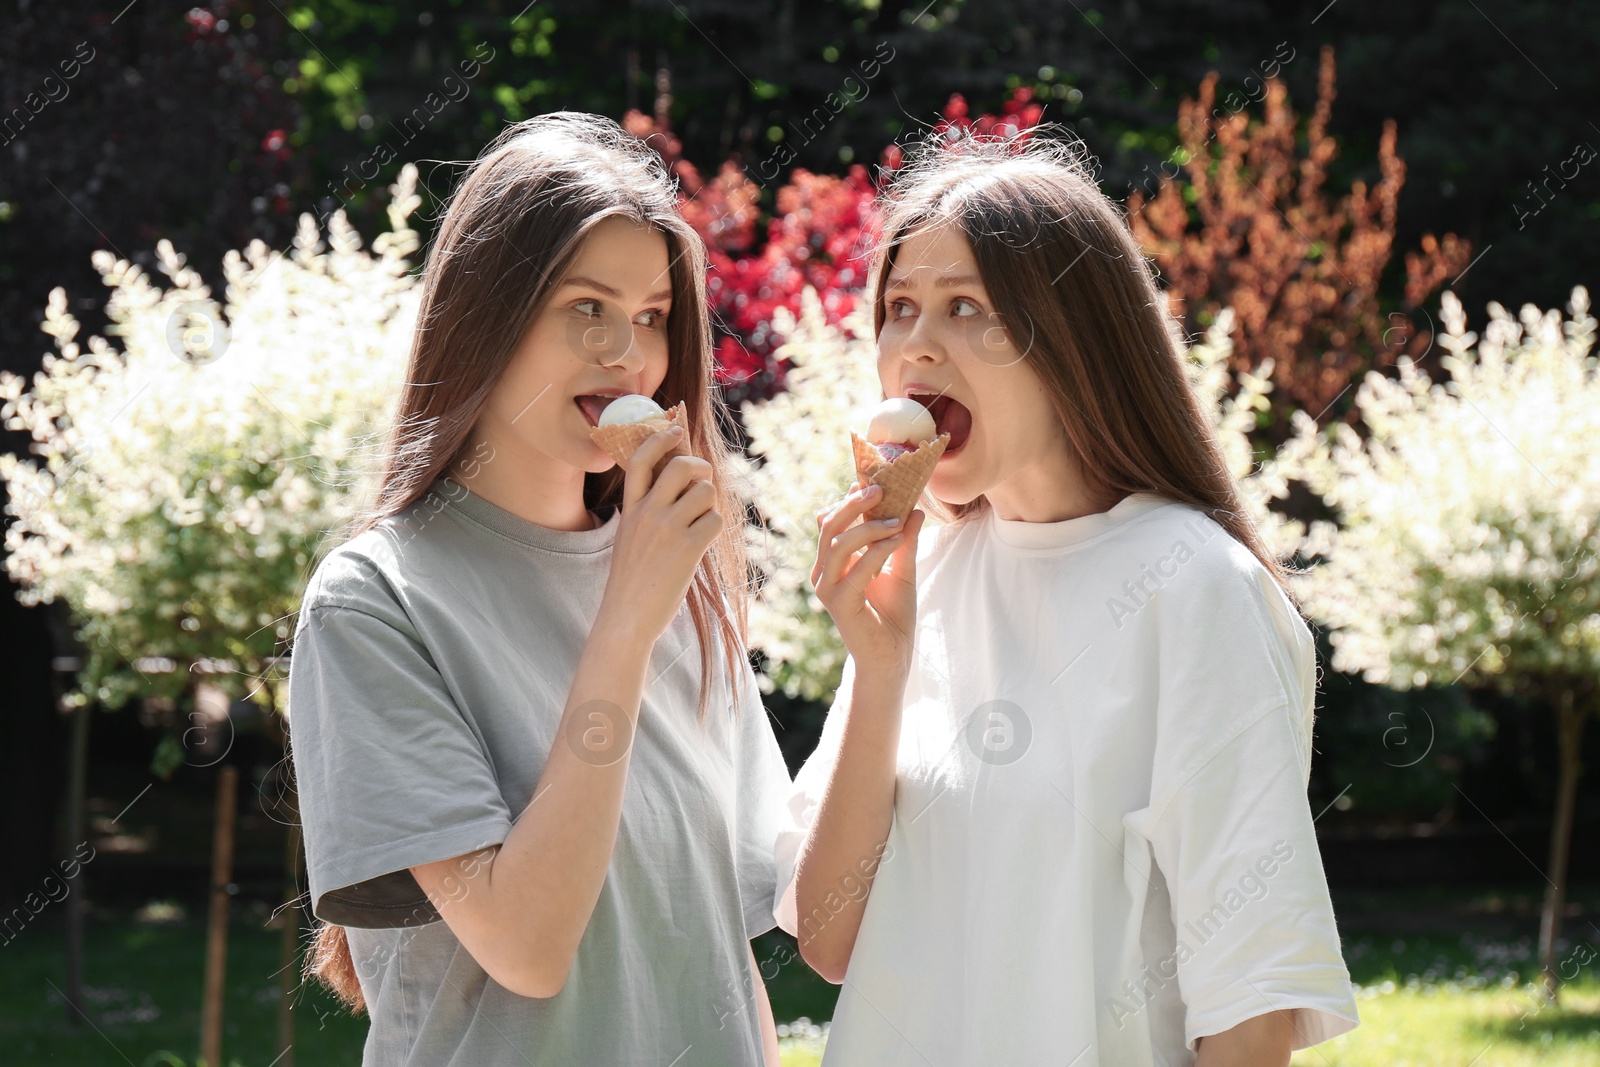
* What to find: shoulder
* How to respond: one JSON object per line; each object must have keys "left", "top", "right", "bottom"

{"left": 1111, "top": 498, "right": 1313, "bottom": 685}
{"left": 296, "top": 503, "right": 456, "bottom": 645}
{"left": 303, "top": 527, "right": 404, "bottom": 614}
{"left": 1140, "top": 503, "right": 1319, "bottom": 757}
{"left": 1137, "top": 502, "right": 1293, "bottom": 622}
{"left": 290, "top": 527, "right": 447, "bottom": 689}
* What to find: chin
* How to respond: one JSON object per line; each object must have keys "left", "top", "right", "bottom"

{"left": 928, "top": 471, "right": 986, "bottom": 509}
{"left": 579, "top": 444, "right": 619, "bottom": 475}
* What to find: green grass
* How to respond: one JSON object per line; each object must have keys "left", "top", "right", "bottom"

{"left": 5, "top": 896, "right": 1597, "bottom": 1066}
{"left": 1292, "top": 979, "right": 1600, "bottom": 1066}
{"left": 1, "top": 906, "right": 365, "bottom": 1066}
{"left": 1286, "top": 927, "right": 1600, "bottom": 1066}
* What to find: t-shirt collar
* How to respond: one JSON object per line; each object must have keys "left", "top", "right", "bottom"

{"left": 985, "top": 490, "right": 1173, "bottom": 552}
{"left": 435, "top": 478, "right": 621, "bottom": 553}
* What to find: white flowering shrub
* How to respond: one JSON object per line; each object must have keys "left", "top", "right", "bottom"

{"left": 741, "top": 288, "right": 884, "bottom": 701}
{"left": 741, "top": 290, "right": 1284, "bottom": 700}
{"left": 1181, "top": 307, "right": 1303, "bottom": 560}
{"left": 1270, "top": 285, "right": 1598, "bottom": 989}
{"left": 0, "top": 166, "right": 422, "bottom": 712}
{"left": 1274, "top": 286, "right": 1599, "bottom": 692}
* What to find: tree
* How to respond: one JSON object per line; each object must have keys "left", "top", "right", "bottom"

{"left": 1273, "top": 284, "right": 1599, "bottom": 997}
{"left": 0, "top": 163, "right": 421, "bottom": 1055}
{"left": 0, "top": 0, "right": 308, "bottom": 910}
{"left": 0, "top": 167, "right": 420, "bottom": 719}
{"left": 1127, "top": 45, "right": 1472, "bottom": 422}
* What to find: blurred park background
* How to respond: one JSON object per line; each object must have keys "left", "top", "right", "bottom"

{"left": 1, "top": 1, "right": 1597, "bottom": 1064}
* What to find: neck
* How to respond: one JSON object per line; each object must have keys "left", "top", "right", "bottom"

{"left": 448, "top": 427, "right": 595, "bottom": 532}
{"left": 984, "top": 434, "right": 1108, "bottom": 523}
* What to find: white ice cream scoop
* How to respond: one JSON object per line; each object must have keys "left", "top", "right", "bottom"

{"left": 597, "top": 394, "right": 666, "bottom": 427}
{"left": 866, "top": 397, "right": 937, "bottom": 447}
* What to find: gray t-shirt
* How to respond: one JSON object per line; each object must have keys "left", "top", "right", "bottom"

{"left": 287, "top": 477, "right": 794, "bottom": 1066}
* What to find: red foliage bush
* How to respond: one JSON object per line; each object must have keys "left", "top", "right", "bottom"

{"left": 624, "top": 89, "right": 1043, "bottom": 405}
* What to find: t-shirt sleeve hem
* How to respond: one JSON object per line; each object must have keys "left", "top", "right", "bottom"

{"left": 1184, "top": 978, "right": 1360, "bottom": 1051}
{"left": 743, "top": 905, "right": 779, "bottom": 940}
{"left": 309, "top": 813, "right": 513, "bottom": 928}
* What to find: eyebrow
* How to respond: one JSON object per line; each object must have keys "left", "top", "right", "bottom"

{"left": 883, "top": 272, "right": 985, "bottom": 293}
{"left": 557, "top": 274, "right": 674, "bottom": 304}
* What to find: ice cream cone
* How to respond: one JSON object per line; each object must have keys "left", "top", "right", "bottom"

{"left": 851, "top": 431, "right": 949, "bottom": 525}
{"left": 590, "top": 400, "right": 689, "bottom": 472}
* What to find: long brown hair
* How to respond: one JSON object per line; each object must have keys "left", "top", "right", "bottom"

{"left": 305, "top": 112, "right": 750, "bottom": 1014}
{"left": 871, "top": 130, "right": 1298, "bottom": 603}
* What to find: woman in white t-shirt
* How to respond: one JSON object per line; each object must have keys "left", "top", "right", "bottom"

{"left": 287, "top": 114, "right": 790, "bottom": 1065}
{"left": 775, "top": 133, "right": 1361, "bottom": 1065}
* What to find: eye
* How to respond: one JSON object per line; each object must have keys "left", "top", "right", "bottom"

{"left": 573, "top": 298, "right": 603, "bottom": 318}
{"left": 887, "top": 298, "right": 916, "bottom": 319}
{"left": 634, "top": 308, "right": 668, "bottom": 329}
{"left": 951, "top": 297, "right": 982, "bottom": 318}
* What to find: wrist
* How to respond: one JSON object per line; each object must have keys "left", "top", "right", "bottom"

{"left": 591, "top": 599, "right": 659, "bottom": 660}
{"left": 851, "top": 661, "right": 910, "bottom": 705}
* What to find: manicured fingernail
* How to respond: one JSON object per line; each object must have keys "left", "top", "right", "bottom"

{"left": 883, "top": 517, "right": 901, "bottom": 526}
{"left": 670, "top": 425, "right": 684, "bottom": 434}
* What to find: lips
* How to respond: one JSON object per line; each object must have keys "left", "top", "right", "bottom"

{"left": 907, "top": 390, "right": 973, "bottom": 454}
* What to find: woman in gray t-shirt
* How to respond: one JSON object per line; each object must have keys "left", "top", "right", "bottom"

{"left": 288, "top": 113, "right": 793, "bottom": 1066}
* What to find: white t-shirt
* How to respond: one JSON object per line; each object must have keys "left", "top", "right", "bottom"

{"left": 774, "top": 491, "right": 1359, "bottom": 1066}
{"left": 289, "top": 477, "right": 793, "bottom": 1065}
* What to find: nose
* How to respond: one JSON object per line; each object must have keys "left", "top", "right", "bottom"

{"left": 601, "top": 329, "right": 646, "bottom": 374}
{"left": 897, "top": 311, "right": 947, "bottom": 366}
{"left": 575, "top": 309, "right": 646, "bottom": 374}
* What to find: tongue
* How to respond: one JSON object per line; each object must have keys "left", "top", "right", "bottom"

{"left": 934, "top": 397, "right": 972, "bottom": 451}
{"left": 576, "top": 396, "right": 611, "bottom": 426}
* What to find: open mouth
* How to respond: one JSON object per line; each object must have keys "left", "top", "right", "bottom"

{"left": 574, "top": 393, "right": 622, "bottom": 428}
{"left": 907, "top": 390, "right": 973, "bottom": 455}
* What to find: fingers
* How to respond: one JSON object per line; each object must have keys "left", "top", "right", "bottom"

{"left": 621, "top": 426, "right": 686, "bottom": 507}
{"left": 838, "top": 527, "right": 903, "bottom": 600}
{"left": 819, "top": 479, "right": 870, "bottom": 524}
{"left": 815, "top": 516, "right": 903, "bottom": 593}
{"left": 688, "top": 504, "right": 724, "bottom": 548}
{"left": 811, "top": 483, "right": 888, "bottom": 575}
{"left": 814, "top": 481, "right": 865, "bottom": 530}
{"left": 650, "top": 453, "right": 714, "bottom": 504}
{"left": 669, "top": 475, "right": 718, "bottom": 526}
{"left": 822, "top": 507, "right": 923, "bottom": 619}
{"left": 812, "top": 483, "right": 884, "bottom": 568}
{"left": 883, "top": 509, "right": 925, "bottom": 586}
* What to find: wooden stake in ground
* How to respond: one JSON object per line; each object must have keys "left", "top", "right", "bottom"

{"left": 200, "top": 765, "right": 238, "bottom": 1067}
{"left": 276, "top": 818, "right": 303, "bottom": 1066}
{"left": 62, "top": 693, "right": 89, "bottom": 1028}
{"left": 1539, "top": 686, "right": 1591, "bottom": 1001}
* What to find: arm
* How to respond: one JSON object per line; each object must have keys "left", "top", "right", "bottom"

{"left": 411, "top": 609, "right": 650, "bottom": 997}
{"left": 750, "top": 944, "right": 781, "bottom": 1067}
{"left": 1195, "top": 1010, "right": 1294, "bottom": 1067}
{"left": 412, "top": 429, "right": 722, "bottom": 998}
{"left": 791, "top": 667, "right": 905, "bottom": 981}
{"left": 793, "top": 485, "right": 923, "bottom": 982}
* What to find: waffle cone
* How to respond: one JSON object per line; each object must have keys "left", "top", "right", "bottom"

{"left": 590, "top": 401, "right": 689, "bottom": 473}
{"left": 851, "top": 432, "right": 949, "bottom": 525}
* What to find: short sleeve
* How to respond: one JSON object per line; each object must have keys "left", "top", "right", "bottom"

{"left": 1127, "top": 541, "right": 1358, "bottom": 1050}
{"left": 1140, "top": 705, "right": 1359, "bottom": 1050}
{"left": 288, "top": 600, "right": 514, "bottom": 928}
{"left": 731, "top": 661, "right": 798, "bottom": 939}
{"left": 772, "top": 655, "right": 855, "bottom": 936}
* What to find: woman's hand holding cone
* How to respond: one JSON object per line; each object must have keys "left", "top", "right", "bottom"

{"left": 597, "top": 425, "right": 721, "bottom": 648}
{"left": 811, "top": 483, "right": 924, "bottom": 683}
